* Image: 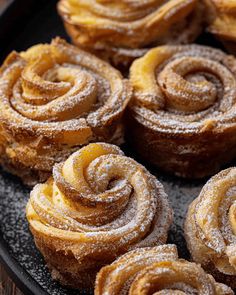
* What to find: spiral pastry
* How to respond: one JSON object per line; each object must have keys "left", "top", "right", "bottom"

{"left": 57, "top": 0, "right": 204, "bottom": 67}
{"left": 128, "top": 44, "right": 236, "bottom": 178}
{"left": 0, "top": 38, "right": 131, "bottom": 185}
{"left": 207, "top": 0, "right": 236, "bottom": 54}
{"left": 185, "top": 167, "right": 236, "bottom": 288}
{"left": 95, "top": 244, "right": 233, "bottom": 294}
{"left": 26, "top": 142, "right": 173, "bottom": 289}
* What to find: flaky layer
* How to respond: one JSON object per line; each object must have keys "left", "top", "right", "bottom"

{"left": 185, "top": 167, "right": 236, "bottom": 288}
{"left": 95, "top": 244, "right": 233, "bottom": 295}
{"left": 207, "top": 1, "right": 236, "bottom": 43}
{"left": 0, "top": 38, "right": 131, "bottom": 185}
{"left": 58, "top": 0, "right": 204, "bottom": 67}
{"left": 127, "top": 44, "right": 236, "bottom": 178}
{"left": 26, "top": 143, "right": 172, "bottom": 289}
{"left": 206, "top": 0, "right": 236, "bottom": 55}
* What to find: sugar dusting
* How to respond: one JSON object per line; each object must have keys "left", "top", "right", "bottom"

{"left": 58, "top": 0, "right": 204, "bottom": 60}
{"left": 133, "top": 45, "right": 236, "bottom": 137}
{"left": 29, "top": 143, "right": 172, "bottom": 255}
{"left": 0, "top": 38, "right": 129, "bottom": 136}
{"left": 95, "top": 243, "right": 230, "bottom": 294}
{"left": 0, "top": 38, "right": 131, "bottom": 184}
{"left": 0, "top": 150, "right": 206, "bottom": 294}
{"left": 187, "top": 168, "right": 236, "bottom": 266}
{"left": 0, "top": 3, "right": 212, "bottom": 294}
{"left": 0, "top": 168, "right": 88, "bottom": 295}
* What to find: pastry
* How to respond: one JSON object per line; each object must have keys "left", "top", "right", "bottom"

{"left": 207, "top": 0, "right": 236, "bottom": 54}
{"left": 127, "top": 45, "right": 236, "bottom": 178}
{"left": 0, "top": 37, "right": 131, "bottom": 185}
{"left": 26, "top": 142, "right": 173, "bottom": 289}
{"left": 185, "top": 167, "right": 236, "bottom": 288}
{"left": 57, "top": 0, "right": 205, "bottom": 68}
{"left": 95, "top": 244, "right": 233, "bottom": 294}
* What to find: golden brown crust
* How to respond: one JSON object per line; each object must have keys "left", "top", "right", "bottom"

{"left": 185, "top": 167, "right": 236, "bottom": 289}
{"left": 0, "top": 38, "right": 132, "bottom": 185}
{"left": 57, "top": 0, "right": 205, "bottom": 67}
{"left": 26, "top": 142, "right": 173, "bottom": 289}
{"left": 207, "top": 0, "right": 236, "bottom": 53}
{"left": 95, "top": 244, "right": 233, "bottom": 294}
{"left": 127, "top": 45, "right": 236, "bottom": 178}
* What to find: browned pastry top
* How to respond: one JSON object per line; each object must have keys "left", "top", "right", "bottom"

{"left": 208, "top": 0, "right": 236, "bottom": 41}
{"left": 27, "top": 143, "right": 173, "bottom": 261}
{"left": 95, "top": 244, "right": 233, "bottom": 294}
{"left": 0, "top": 37, "right": 131, "bottom": 143}
{"left": 185, "top": 167, "right": 236, "bottom": 282}
{"left": 0, "top": 38, "right": 131, "bottom": 175}
{"left": 58, "top": 0, "right": 203, "bottom": 50}
{"left": 130, "top": 45, "right": 236, "bottom": 136}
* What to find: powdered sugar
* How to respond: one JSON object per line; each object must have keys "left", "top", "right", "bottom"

{"left": 0, "top": 38, "right": 131, "bottom": 184}
{"left": 0, "top": 155, "right": 207, "bottom": 294}
{"left": 58, "top": 0, "right": 204, "bottom": 66}
{"left": 186, "top": 167, "right": 236, "bottom": 283}
{"left": 132, "top": 45, "right": 236, "bottom": 137}
{"left": 95, "top": 244, "right": 232, "bottom": 294}
{"left": 29, "top": 143, "right": 172, "bottom": 249}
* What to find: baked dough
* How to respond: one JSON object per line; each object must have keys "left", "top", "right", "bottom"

{"left": 127, "top": 45, "right": 236, "bottom": 178}
{"left": 0, "top": 38, "right": 131, "bottom": 184}
{"left": 26, "top": 142, "right": 173, "bottom": 289}
{"left": 185, "top": 167, "right": 236, "bottom": 288}
{"left": 95, "top": 244, "right": 233, "bottom": 294}
{"left": 58, "top": 0, "right": 205, "bottom": 67}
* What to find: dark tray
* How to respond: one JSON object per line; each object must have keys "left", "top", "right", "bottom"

{"left": 0, "top": 1, "right": 233, "bottom": 295}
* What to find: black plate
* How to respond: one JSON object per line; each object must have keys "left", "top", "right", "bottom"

{"left": 0, "top": 1, "right": 233, "bottom": 295}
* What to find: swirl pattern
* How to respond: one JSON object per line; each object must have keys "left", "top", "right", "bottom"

{"left": 207, "top": 0, "right": 236, "bottom": 53}
{"left": 57, "top": 0, "right": 204, "bottom": 67}
{"left": 185, "top": 167, "right": 236, "bottom": 288}
{"left": 128, "top": 45, "right": 236, "bottom": 178}
{"left": 26, "top": 142, "right": 173, "bottom": 289}
{"left": 0, "top": 38, "right": 131, "bottom": 184}
{"left": 95, "top": 244, "right": 233, "bottom": 294}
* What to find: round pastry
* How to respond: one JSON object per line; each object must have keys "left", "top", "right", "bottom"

{"left": 185, "top": 167, "right": 236, "bottom": 288}
{"left": 127, "top": 44, "right": 236, "bottom": 178}
{"left": 207, "top": 0, "right": 236, "bottom": 54}
{"left": 26, "top": 142, "right": 173, "bottom": 289}
{"left": 57, "top": 0, "right": 205, "bottom": 68}
{"left": 0, "top": 37, "right": 131, "bottom": 185}
{"left": 95, "top": 244, "right": 233, "bottom": 294}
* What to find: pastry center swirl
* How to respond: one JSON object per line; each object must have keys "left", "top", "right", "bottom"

{"left": 157, "top": 54, "right": 236, "bottom": 114}
{"left": 10, "top": 53, "right": 98, "bottom": 122}
{"left": 130, "top": 45, "right": 236, "bottom": 133}
{"left": 52, "top": 143, "right": 156, "bottom": 228}
{"left": 158, "top": 56, "right": 228, "bottom": 113}
{"left": 28, "top": 143, "right": 172, "bottom": 250}
{"left": 0, "top": 38, "right": 132, "bottom": 147}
